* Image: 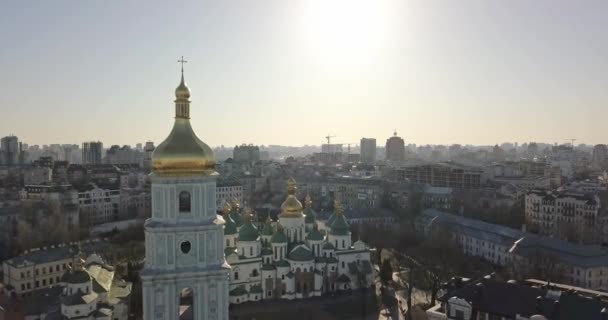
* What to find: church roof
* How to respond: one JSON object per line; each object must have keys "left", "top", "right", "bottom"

{"left": 262, "top": 264, "right": 276, "bottom": 271}
{"left": 330, "top": 214, "right": 350, "bottom": 236}
{"left": 304, "top": 207, "right": 317, "bottom": 224}
{"left": 231, "top": 209, "right": 244, "bottom": 228}
{"left": 287, "top": 246, "right": 314, "bottom": 262}
{"left": 261, "top": 218, "right": 274, "bottom": 236}
{"left": 307, "top": 225, "right": 324, "bottom": 241}
{"left": 238, "top": 223, "right": 259, "bottom": 241}
{"left": 62, "top": 270, "right": 91, "bottom": 284}
{"left": 238, "top": 209, "right": 259, "bottom": 241}
{"left": 224, "top": 214, "right": 237, "bottom": 235}
{"left": 274, "top": 260, "right": 291, "bottom": 268}
{"left": 61, "top": 290, "right": 98, "bottom": 306}
{"left": 304, "top": 194, "right": 316, "bottom": 223}
{"left": 250, "top": 284, "right": 263, "bottom": 294}
{"left": 271, "top": 227, "right": 288, "bottom": 243}
{"left": 229, "top": 286, "right": 248, "bottom": 296}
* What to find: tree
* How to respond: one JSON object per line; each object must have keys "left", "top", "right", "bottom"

{"left": 380, "top": 259, "right": 394, "bottom": 285}
{"left": 393, "top": 252, "right": 420, "bottom": 320}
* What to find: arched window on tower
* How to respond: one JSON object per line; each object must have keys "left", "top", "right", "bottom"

{"left": 179, "top": 191, "right": 191, "bottom": 213}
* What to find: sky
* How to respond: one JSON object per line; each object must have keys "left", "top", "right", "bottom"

{"left": 0, "top": 0, "right": 607, "bottom": 147}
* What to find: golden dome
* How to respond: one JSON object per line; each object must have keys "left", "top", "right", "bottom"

{"left": 152, "top": 67, "right": 216, "bottom": 176}
{"left": 280, "top": 178, "right": 303, "bottom": 218}
{"left": 175, "top": 73, "right": 191, "bottom": 100}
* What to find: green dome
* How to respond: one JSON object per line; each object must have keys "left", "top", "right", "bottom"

{"left": 323, "top": 242, "right": 335, "bottom": 250}
{"left": 304, "top": 207, "right": 317, "bottom": 224}
{"left": 238, "top": 220, "right": 259, "bottom": 241}
{"left": 224, "top": 213, "right": 237, "bottom": 235}
{"left": 327, "top": 212, "right": 337, "bottom": 226}
{"left": 271, "top": 227, "right": 288, "bottom": 243}
{"left": 261, "top": 218, "right": 274, "bottom": 236}
{"left": 307, "top": 224, "right": 324, "bottom": 241}
{"left": 231, "top": 209, "right": 244, "bottom": 228}
{"left": 330, "top": 214, "right": 350, "bottom": 236}
{"left": 303, "top": 194, "right": 316, "bottom": 224}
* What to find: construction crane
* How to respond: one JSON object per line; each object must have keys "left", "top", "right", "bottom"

{"left": 565, "top": 138, "right": 577, "bottom": 149}
{"left": 325, "top": 134, "right": 335, "bottom": 146}
{"left": 342, "top": 143, "right": 355, "bottom": 154}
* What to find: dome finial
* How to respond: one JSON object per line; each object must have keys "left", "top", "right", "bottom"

{"left": 287, "top": 178, "right": 297, "bottom": 195}
{"left": 305, "top": 193, "right": 312, "bottom": 208}
{"left": 175, "top": 56, "right": 190, "bottom": 101}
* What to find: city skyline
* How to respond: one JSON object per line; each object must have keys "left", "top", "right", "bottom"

{"left": 1, "top": 0, "right": 607, "bottom": 147}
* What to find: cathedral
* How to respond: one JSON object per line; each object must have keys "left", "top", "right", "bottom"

{"left": 223, "top": 179, "right": 374, "bottom": 304}
{"left": 141, "top": 62, "right": 373, "bottom": 319}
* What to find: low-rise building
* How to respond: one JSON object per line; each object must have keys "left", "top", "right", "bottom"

{"left": 427, "top": 277, "right": 608, "bottom": 320}
{"left": 76, "top": 184, "right": 120, "bottom": 225}
{"left": 418, "top": 209, "right": 608, "bottom": 291}
{"left": 216, "top": 178, "right": 243, "bottom": 210}
{"left": 525, "top": 190, "right": 601, "bottom": 243}
{"left": 2, "top": 245, "right": 80, "bottom": 295}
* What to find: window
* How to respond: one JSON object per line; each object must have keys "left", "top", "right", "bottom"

{"left": 179, "top": 191, "right": 191, "bottom": 212}
{"left": 454, "top": 310, "right": 465, "bottom": 320}
{"left": 252, "top": 269, "right": 259, "bottom": 277}
{"left": 226, "top": 239, "right": 230, "bottom": 247}
{"left": 181, "top": 241, "right": 191, "bottom": 254}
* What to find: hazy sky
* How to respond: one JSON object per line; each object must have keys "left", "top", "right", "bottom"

{"left": 1, "top": 0, "right": 606, "bottom": 147}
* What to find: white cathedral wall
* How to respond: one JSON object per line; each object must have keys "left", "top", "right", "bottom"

{"left": 279, "top": 216, "right": 306, "bottom": 242}
{"left": 327, "top": 234, "right": 351, "bottom": 251}
{"left": 230, "top": 261, "right": 262, "bottom": 287}
{"left": 61, "top": 301, "right": 95, "bottom": 319}
{"left": 237, "top": 240, "right": 260, "bottom": 258}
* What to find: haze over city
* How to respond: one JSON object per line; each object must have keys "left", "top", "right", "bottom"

{"left": 4, "top": 1, "right": 608, "bottom": 320}
{"left": 1, "top": 0, "right": 607, "bottom": 147}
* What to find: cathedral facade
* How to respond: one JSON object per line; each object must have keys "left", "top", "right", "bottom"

{"left": 224, "top": 178, "right": 374, "bottom": 304}
{"left": 141, "top": 63, "right": 374, "bottom": 319}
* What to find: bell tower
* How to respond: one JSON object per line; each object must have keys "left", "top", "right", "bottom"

{"left": 141, "top": 59, "right": 230, "bottom": 320}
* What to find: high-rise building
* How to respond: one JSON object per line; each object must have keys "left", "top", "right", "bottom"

{"left": 82, "top": 141, "right": 103, "bottom": 165}
{"left": 592, "top": 144, "right": 608, "bottom": 169}
{"left": 385, "top": 130, "right": 405, "bottom": 162}
{"left": 0, "top": 135, "right": 19, "bottom": 166}
{"left": 233, "top": 144, "right": 260, "bottom": 163}
{"left": 360, "top": 138, "right": 376, "bottom": 164}
{"left": 141, "top": 66, "right": 229, "bottom": 320}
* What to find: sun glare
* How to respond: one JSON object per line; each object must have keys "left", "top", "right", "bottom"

{"left": 298, "top": 0, "right": 393, "bottom": 68}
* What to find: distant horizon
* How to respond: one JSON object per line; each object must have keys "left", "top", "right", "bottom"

{"left": 7, "top": 134, "right": 602, "bottom": 150}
